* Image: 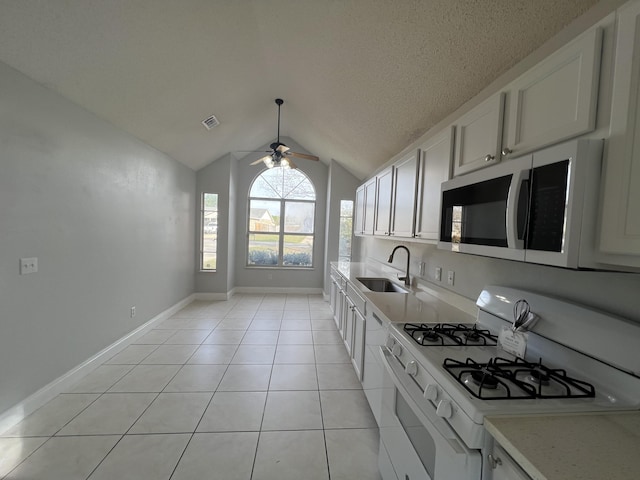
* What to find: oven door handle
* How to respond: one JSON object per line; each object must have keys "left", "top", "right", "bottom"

{"left": 379, "top": 346, "right": 471, "bottom": 449}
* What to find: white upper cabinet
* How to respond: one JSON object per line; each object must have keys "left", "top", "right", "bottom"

{"left": 599, "top": 0, "right": 640, "bottom": 261}
{"left": 374, "top": 167, "right": 394, "bottom": 236}
{"left": 504, "top": 26, "right": 603, "bottom": 158}
{"left": 390, "top": 151, "right": 419, "bottom": 237}
{"left": 453, "top": 92, "right": 505, "bottom": 176}
{"left": 354, "top": 185, "right": 365, "bottom": 236}
{"left": 415, "top": 127, "right": 454, "bottom": 241}
{"left": 363, "top": 177, "right": 377, "bottom": 235}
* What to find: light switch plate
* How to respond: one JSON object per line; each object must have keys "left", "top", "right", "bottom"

{"left": 20, "top": 257, "right": 38, "bottom": 274}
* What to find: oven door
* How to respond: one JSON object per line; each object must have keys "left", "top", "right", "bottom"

{"left": 378, "top": 347, "right": 482, "bottom": 480}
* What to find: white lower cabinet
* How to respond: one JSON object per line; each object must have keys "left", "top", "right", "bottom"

{"left": 343, "top": 296, "right": 355, "bottom": 356}
{"left": 351, "top": 303, "right": 365, "bottom": 381}
{"left": 598, "top": 0, "right": 640, "bottom": 265}
{"left": 487, "top": 444, "right": 532, "bottom": 480}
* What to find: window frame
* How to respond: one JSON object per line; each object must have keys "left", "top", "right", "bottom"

{"left": 200, "top": 192, "right": 218, "bottom": 272}
{"left": 246, "top": 169, "right": 316, "bottom": 269}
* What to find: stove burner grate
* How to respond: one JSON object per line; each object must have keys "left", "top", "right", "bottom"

{"left": 403, "top": 323, "right": 497, "bottom": 347}
{"left": 444, "top": 357, "right": 596, "bottom": 400}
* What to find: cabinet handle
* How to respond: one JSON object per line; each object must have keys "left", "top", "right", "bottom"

{"left": 487, "top": 454, "right": 502, "bottom": 469}
{"left": 484, "top": 154, "right": 495, "bottom": 162}
{"left": 501, "top": 147, "right": 513, "bottom": 156}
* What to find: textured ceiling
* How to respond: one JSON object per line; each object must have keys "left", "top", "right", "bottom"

{"left": 0, "top": 0, "right": 599, "bottom": 179}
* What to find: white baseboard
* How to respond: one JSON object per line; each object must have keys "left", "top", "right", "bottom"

{"left": 194, "top": 291, "right": 234, "bottom": 301}
{"left": 233, "top": 286, "right": 323, "bottom": 295}
{"left": 0, "top": 294, "right": 195, "bottom": 434}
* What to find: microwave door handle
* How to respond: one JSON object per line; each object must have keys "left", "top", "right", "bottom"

{"left": 506, "top": 168, "right": 530, "bottom": 249}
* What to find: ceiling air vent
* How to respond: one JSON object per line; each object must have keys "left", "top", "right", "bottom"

{"left": 202, "top": 114, "right": 220, "bottom": 130}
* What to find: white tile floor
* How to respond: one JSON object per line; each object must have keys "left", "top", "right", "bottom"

{"left": 0, "top": 294, "right": 382, "bottom": 480}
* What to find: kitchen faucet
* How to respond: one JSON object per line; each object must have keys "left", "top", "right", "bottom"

{"left": 388, "top": 245, "right": 411, "bottom": 286}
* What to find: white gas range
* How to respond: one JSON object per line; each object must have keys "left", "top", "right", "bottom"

{"left": 377, "top": 286, "right": 640, "bottom": 480}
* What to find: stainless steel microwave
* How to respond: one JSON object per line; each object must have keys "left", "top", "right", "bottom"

{"left": 438, "top": 138, "right": 603, "bottom": 268}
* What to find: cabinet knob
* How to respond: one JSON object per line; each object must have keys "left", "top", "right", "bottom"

{"left": 484, "top": 154, "right": 495, "bottom": 162}
{"left": 487, "top": 454, "right": 503, "bottom": 469}
{"left": 501, "top": 147, "right": 513, "bottom": 156}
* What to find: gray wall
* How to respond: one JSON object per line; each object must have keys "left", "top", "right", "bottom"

{"left": 232, "top": 137, "right": 328, "bottom": 290}
{"left": 195, "top": 154, "right": 232, "bottom": 293}
{"left": 323, "top": 159, "right": 361, "bottom": 294}
{"left": 0, "top": 62, "right": 196, "bottom": 414}
{"left": 360, "top": 238, "right": 640, "bottom": 324}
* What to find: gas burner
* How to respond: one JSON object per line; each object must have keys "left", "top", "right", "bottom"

{"left": 444, "top": 357, "right": 596, "bottom": 400}
{"left": 403, "top": 323, "right": 498, "bottom": 347}
{"left": 527, "top": 368, "right": 551, "bottom": 386}
{"left": 469, "top": 370, "right": 499, "bottom": 389}
{"left": 417, "top": 330, "right": 441, "bottom": 343}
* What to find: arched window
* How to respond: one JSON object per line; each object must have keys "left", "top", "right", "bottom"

{"left": 247, "top": 168, "right": 316, "bottom": 267}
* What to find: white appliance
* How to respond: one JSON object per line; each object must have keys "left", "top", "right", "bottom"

{"left": 438, "top": 138, "right": 603, "bottom": 268}
{"left": 378, "top": 286, "right": 640, "bottom": 480}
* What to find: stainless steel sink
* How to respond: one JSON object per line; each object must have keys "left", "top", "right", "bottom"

{"left": 356, "top": 277, "right": 409, "bottom": 293}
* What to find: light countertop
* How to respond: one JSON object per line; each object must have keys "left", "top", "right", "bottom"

{"left": 485, "top": 411, "right": 640, "bottom": 480}
{"left": 330, "top": 261, "right": 477, "bottom": 324}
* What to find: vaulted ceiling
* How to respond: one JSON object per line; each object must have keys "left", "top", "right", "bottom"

{"left": 0, "top": 0, "right": 599, "bottom": 179}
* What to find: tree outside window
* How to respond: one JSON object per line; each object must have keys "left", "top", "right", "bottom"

{"left": 247, "top": 168, "right": 316, "bottom": 267}
{"left": 339, "top": 200, "right": 353, "bottom": 261}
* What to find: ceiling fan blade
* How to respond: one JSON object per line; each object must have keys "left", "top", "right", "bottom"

{"left": 236, "top": 150, "right": 271, "bottom": 153}
{"left": 288, "top": 151, "right": 319, "bottom": 161}
{"left": 250, "top": 155, "right": 271, "bottom": 165}
{"left": 276, "top": 144, "right": 290, "bottom": 154}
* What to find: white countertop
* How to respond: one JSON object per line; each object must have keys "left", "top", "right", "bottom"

{"left": 330, "top": 261, "right": 477, "bottom": 324}
{"left": 485, "top": 412, "right": 640, "bottom": 480}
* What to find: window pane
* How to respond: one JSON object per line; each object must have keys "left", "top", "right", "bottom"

{"left": 204, "top": 193, "right": 218, "bottom": 210}
{"left": 339, "top": 200, "right": 353, "bottom": 261}
{"left": 283, "top": 235, "right": 313, "bottom": 266}
{"left": 252, "top": 168, "right": 285, "bottom": 198}
{"left": 201, "top": 193, "right": 218, "bottom": 271}
{"left": 249, "top": 199, "right": 280, "bottom": 232}
{"left": 285, "top": 202, "right": 314, "bottom": 233}
{"left": 250, "top": 175, "right": 280, "bottom": 198}
{"left": 284, "top": 171, "right": 316, "bottom": 200}
{"left": 248, "top": 234, "right": 279, "bottom": 265}
{"left": 202, "top": 252, "right": 217, "bottom": 270}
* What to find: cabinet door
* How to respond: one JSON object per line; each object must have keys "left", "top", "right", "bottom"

{"left": 374, "top": 167, "right": 394, "bottom": 236}
{"left": 351, "top": 307, "right": 365, "bottom": 381}
{"left": 505, "top": 26, "right": 602, "bottom": 158}
{"left": 415, "top": 127, "right": 454, "bottom": 240}
{"left": 599, "top": 1, "right": 640, "bottom": 259}
{"left": 354, "top": 185, "right": 365, "bottom": 236}
{"left": 489, "top": 445, "right": 532, "bottom": 480}
{"left": 453, "top": 92, "right": 505, "bottom": 176}
{"left": 343, "top": 297, "right": 355, "bottom": 355}
{"left": 363, "top": 177, "right": 377, "bottom": 235}
{"left": 390, "top": 152, "right": 419, "bottom": 237}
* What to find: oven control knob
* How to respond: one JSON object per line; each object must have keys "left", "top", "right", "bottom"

{"left": 405, "top": 360, "right": 418, "bottom": 376}
{"left": 424, "top": 384, "right": 439, "bottom": 402}
{"left": 391, "top": 343, "right": 403, "bottom": 356}
{"left": 385, "top": 337, "right": 395, "bottom": 349}
{"left": 436, "top": 399, "right": 453, "bottom": 419}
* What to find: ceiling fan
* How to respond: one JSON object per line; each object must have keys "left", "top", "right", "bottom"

{"left": 248, "top": 98, "right": 320, "bottom": 169}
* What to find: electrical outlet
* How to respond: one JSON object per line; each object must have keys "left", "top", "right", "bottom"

{"left": 419, "top": 262, "right": 425, "bottom": 276}
{"left": 435, "top": 267, "right": 442, "bottom": 282}
{"left": 130, "top": 306, "right": 136, "bottom": 318}
{"left": 447, "top": 270, "right": 455, "bottom": 286}
{"left": 20, "top": 257, "right": 38, "bottom": 275}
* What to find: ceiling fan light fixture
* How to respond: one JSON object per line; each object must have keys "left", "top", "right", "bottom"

{"left": 263, "top": 156, "right": 276, "bottom": 168}
{"left": 281, "top": 158, "right": 290, "bottom": 169}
